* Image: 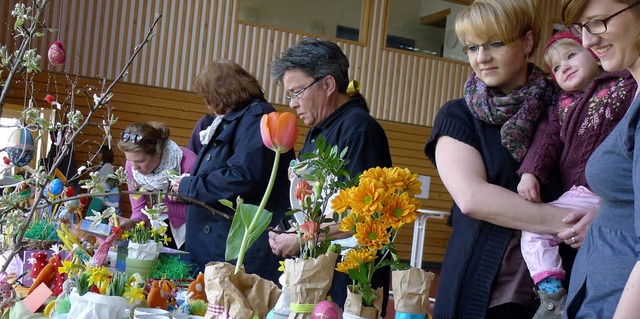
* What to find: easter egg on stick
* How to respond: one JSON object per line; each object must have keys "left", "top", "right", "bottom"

{"left": 6, "top": 127, "right": 35, "bottom": 167}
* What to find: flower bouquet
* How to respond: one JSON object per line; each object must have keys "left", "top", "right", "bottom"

{"left": 272, "top": 136, "right": 353, "bottom": 319}
{"left": 122, "top": 203, "right": 170, "bottom": 277}
{"left": 332, "top": 167, "right": 422, "bottom": 319}
{"left": 58, "top": 262, "right": 146, "bottom": 319}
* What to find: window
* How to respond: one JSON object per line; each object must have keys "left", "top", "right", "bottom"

{"left": 386, "top": 0, "right": 469, "bottom": 61}
{"left": 238, "top": 0, "right": 364, "bottom": 41}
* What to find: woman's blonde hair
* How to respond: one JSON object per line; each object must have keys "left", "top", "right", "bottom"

{"left": 561, "top": 0, "right": 640, "bottom": 52}
{"left": 455, "top": 0, "right": 541, "bottom": 54}
{"left": 117, "top": 121, "right": 169, "bottom": 156}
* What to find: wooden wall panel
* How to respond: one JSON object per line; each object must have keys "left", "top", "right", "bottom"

{"left": 0, "top": 0, "right": 475, "bottom": 127}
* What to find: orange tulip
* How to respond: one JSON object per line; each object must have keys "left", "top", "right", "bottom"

{"left": 260, "top": 111, "right": 298, "bottom": 153}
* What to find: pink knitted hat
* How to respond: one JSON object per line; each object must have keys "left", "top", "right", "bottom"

{"left": 543, "top": 31, "right": 598, "bottom": 76}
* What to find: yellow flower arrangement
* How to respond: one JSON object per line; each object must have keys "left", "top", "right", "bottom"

{"left": 332, "top": 166, "right": 421, "bottom": 306}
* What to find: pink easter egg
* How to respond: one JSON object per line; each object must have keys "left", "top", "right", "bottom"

{"left": 312, "top": 300, "right": 342, "bottom": 319}
{"left": 48, "top": 40, "right": 66, "bottom": 66}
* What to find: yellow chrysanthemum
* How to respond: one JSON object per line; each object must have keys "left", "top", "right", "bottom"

{"left": 338, "top": 211, "right": 359, "bottom": 232}
{"left": 354, "top": 219, "right": 390, "bottom": 251}
{"left": 380, "top": 192, "right": 419, "bottom": 229}
{"left": 350, "top": 179, "right": 385, "bottom": 216}
{"left": 336, "top": 258, "right": 360, "bottom": 274}
{"left": 331, "top": 188, "right": 354, "bottom": 214}
{"left": 346, "top": 247, "right": 377, "bottom": 264}
{"left": 398, "top": 168, "right": 422, "bottom": 195}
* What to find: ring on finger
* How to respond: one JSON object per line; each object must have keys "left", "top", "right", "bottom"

{"left": 571, "top": 236, "right": 576, "bottom": 244}
{"left": 570, "top": 227, "right": 577, "bottom": 236}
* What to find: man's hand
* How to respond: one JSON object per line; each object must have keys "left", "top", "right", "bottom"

{"left": 268, "top": 227, "right": 300, "bottom": 258}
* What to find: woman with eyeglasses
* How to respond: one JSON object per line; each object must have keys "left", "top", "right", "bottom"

{"left": 116, "top": 121, "right": 197, "bottom": 250}
{"left": 561, "top": 1, "right": 640, "bottom": 317}
{"left": 424, "top": 0, "right": 591, "bottom": 318}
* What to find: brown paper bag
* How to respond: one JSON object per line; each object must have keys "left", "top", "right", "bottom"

{"left": 203, "top": 261, "right": 281, "bottom": 319}
{"left": 391, "top": 268, "right": 435, "bottom": 314}
{"left": 284, "top": 252, "right": 338, "bottom": 319}
{"left": 343, "top": 285, "right": 383, "bottom": 319}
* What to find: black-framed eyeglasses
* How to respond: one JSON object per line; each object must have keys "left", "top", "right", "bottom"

{"left": 570, "top": 1, "right": 640, "bottom": 37}
{"left": 462, "top": 40, "right": 507, "bottom": 55}
{"left": 285, "top": 77, "right": 324, "bottom": 101}
{"left": 121, "top": 131, "right": 154, "bottom": 144}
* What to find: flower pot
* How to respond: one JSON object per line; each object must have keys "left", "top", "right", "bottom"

{"left": 391, "top": 268, "right": 435, "bottom": 317}
{"left": 125, "top": 258, "right": 158, "bottom": 278}
{"left": 285, "top": 252, "right": 339, "bottom": 319}
{"left": 343, "top": 285, "right": 383, "bottom": 319}
{"left": 68, "top": 291, "right": 131, "bottom": 319}
{"left": 203, "top": 261, "right": 280, "bottom": 318}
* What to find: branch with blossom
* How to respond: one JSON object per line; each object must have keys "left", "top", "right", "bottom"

{"left": 0, "top": 11, "right": 163, "bottom": 275}
{"left": 289, "top": 135, "right": 352, "bottom": 260}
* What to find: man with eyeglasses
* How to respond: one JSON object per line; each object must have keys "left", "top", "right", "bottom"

{"left": 268, "top": 38, "right": 392, "bottom": 314}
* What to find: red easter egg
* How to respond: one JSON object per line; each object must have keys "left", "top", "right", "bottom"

{"left": 48, "top": 40, "right": 66, "bottom": 66}
{"left": 79, "top": 197, "right": 89, "bottom": 206}
{"left": 312, "top": 300, "right": 342, "bottom": 319}
{"left": 65, "top": 186, "right": 75, "bottom": 197}
{"left": 2, "top": 157, "right": 9, "bottom": 165}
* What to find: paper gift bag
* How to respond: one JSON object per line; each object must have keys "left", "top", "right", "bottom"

{"left": 203, "top": 261, "right": 280, "bottom": 319}
{"left": 68, "top": 291, "right": 131, "bottom": 319}
{"left": 285, "top": 252, "right": 338, "bottom": 319}
{"left": 343, "top": 285, "right": 383, "bottom": 319}
{"left": 391, "top": 268, "right": 435, "bottom": 315}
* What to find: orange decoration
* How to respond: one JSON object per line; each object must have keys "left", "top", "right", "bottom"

{"left": 27, "top": 257, "right": 56, "bottom": 295}
{"left": 186, "top": 273, "right": 207, "bottom": 302}
{"left": 147, "top": 281, "right": 168, "bottom": 310}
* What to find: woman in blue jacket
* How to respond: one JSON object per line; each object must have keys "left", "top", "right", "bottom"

{"left": 172, "top": 60, "right": 295, "bottom": 283}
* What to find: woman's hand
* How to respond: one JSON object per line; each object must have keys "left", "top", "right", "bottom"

{"left": 109, "top": 215, "right": 136, "bottom": 231}
{"left": 169, "top": 176, "right": 183, "bottom": 202}
{"left": 556, "top": 206, "right": 598, "bottom": 249}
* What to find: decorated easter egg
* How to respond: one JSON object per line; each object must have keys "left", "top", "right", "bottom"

{"left": 66, "top": 199, "right": 79, "bottom": 211}
{"left": 49, "top": 178, "right": 63, "bottom": 196}
{"left": 65, "top": 186, "right": 75, "bottom": 197}
{"left": 6, "top": 127, "right": 35, "bottom": 167}
{"left": 312, "top": 300, "right": 342, "bottom": 319}
{"left": 48, "top": 40, "right": 66, "bottom": 66}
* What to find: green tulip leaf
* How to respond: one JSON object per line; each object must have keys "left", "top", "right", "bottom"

{"left": 225, "top": 202, "right": 272, "bottom": 261}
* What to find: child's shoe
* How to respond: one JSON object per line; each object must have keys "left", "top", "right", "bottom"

{"left": 532, "top": 287, "right": 566, "bottom": 319}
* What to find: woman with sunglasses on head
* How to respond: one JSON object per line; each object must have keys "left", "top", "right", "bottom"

{"left": 424, "top": 0, "right": 594, "bottom": 318}
{"left": 561, "top": 1, "right": 640, "bottom": 317}
{"left": 116, "top": 121, "right": 197, "bottom": 250}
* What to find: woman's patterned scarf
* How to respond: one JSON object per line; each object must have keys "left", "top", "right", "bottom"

{"left": 132, "top": 139, "right": 183, "bottom": 190}
{"left": 465, "top": 64, "right": 556, "bottom": 161}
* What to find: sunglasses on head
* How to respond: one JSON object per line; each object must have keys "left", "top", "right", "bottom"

{"left": 121, "top": 131, "right": 155, "bottom": 144}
